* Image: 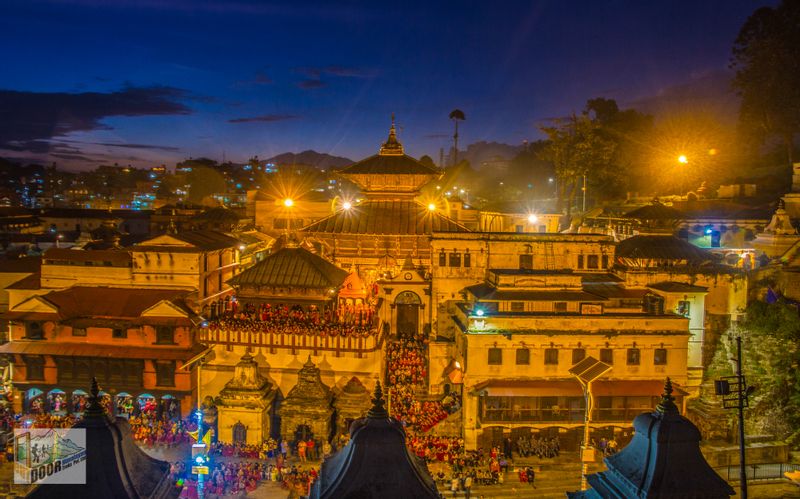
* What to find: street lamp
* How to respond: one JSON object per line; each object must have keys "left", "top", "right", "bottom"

{"left": 427, "top": 203, "right": 436, "bottom": 212}
{"left": 342, "top": 201, "right": 352, "bottom": 210}
{"left": 527, "top": 214, "right": 538, "bottom": 224}
{"left": 677, "top": 154, "right": 688, "bottom": 164}
{"left": 569, "top": 356, "right": 612, "bottom": 491}
{"left": 283, "top": 198, "right": 294, "bottom": 208}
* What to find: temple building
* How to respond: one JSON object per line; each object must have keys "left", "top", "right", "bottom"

{"left": 1, "top": 286, "right": 205, "bottom": 417}
{"left": 278, "top": 357, "right": 334, "bottom": 444}
{"left": 301, "top": 117, "right": 470, "bottom": 274}
{"left": 216, "top": 352, "right": 276, "bottom": 444}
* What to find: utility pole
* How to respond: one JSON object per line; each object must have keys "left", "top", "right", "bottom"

{"left": 715, "top": 336, "right": 751, "bottom": 499}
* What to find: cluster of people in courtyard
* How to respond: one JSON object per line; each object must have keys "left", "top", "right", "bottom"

{"left": 207, "top": 302, "right": 376, "bottom": 338}
{"left": 515, "top": 434, "right": 561, "bottom": 459}
{"left": 128, "top": 415, "right": 196, "bottom": 447}
{"left": 385, "top": 337, "right": 460, "bottom": 432}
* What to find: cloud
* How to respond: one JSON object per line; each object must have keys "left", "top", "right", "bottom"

{"left": 60, "top": 139, "right": 182, "bottom": 152}
{"left": 296, "top": 79, "right": 327, "bottom": 90}
{"left": 234, "top": 70, "right": 273, "bottom": 87}
{"left": 0, "top": 86, "right": 193, "bottom": 153}
{"left": 296, "top": 66, "right": 375, "bottom": 79}
{"left": 227, "top": 114, "right": 299, "bottom": 124}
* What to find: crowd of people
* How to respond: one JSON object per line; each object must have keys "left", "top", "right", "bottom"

{"left": 385, "top": 337, "right": 460, "bottom": 433}
{"left": 515, "top": 434, "right": 561, "bottom": 459}
{"left": 128, "top": 415, "right": 196, "bottom": 447}
{"left": 207, "top": 302, "right": 376, "bottom": 339}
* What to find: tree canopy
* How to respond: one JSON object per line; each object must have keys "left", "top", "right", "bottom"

{"left": 731, "top": 0, "right": 800, "bottom": 166}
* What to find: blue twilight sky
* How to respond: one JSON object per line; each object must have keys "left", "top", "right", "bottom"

{"left": 0, "top": 0, "right": 770, "bottom": 170}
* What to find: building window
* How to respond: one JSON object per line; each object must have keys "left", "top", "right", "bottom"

{"left": 544, "top": 348, "right": 559, "bottom": 365}
{"left": 25, "top": 322, "right": 44, "bottom": 340}
{"left": 587, "top": 255, "right": 599, "bottom": 269}
{"left": 72, "top": 327, "right": 87, "bottom": 337}
{"left": 554, "top": 302, "right": 567, "bottom": 313}
{"left": 602, "top": 255, "right": 609, "bottom": 268}
{"left": 488, "top": 348, "right": 503, "bottom": 365}
{"left": 439, "top": 252, "right": 447, "bottom": 267}
{"left": 463, "top": 252, "right": 471, "bottom": 268}
{"left": 25, "top": 356, "right": 45, "bottom": 381}
{"left": 654, "top": 348, "right": 668, "bottom": 365}
{"left": 516, "top": 348, "right": 530, "bottom": 365}
{"left": 156, "top": 326, "right": 174, "bottom": 344}
{"left": 600, "top": 348, "right": 614, "bottom": 364}
{"left": 155, "top": 361, "right": 176, "bottom": 387}
{"left": 677, "top": 300, "right": 691, "bottom": 317}
{"left": 572, "top": 348, "right": 586, "bottom": 364}
{"left": 519, "top": 254, "right": 533, "bottom": 269}
{"left": 577, "top": 255, "right": 584, "bottom": 269}
{"left": 449, "top": 252, "right": 461, "bottom": 267}
{"left": 627, "top": 348, "right": 641, "bottom": 365}
{"left": 510, "top": 301, "right": 524, "bottom": 312}
{"left": 112, "top": 328, "right": 127, "bottom": 339}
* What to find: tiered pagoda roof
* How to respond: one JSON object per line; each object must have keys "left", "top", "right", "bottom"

{"left": 229, "top": 246, "right": 348, "bottom": 289}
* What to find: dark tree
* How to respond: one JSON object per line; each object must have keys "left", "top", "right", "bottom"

{"left": 419, "top": 155, "right": 436, "bottom": 168}
{"left": 731, "top": 0, "right": 800, "bottom": 166}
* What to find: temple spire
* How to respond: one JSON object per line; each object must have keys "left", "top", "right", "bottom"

{"left": 379, "top": 114, "right": 404, "bottom": 156}
{"left": 655, "top": 377, "right": 679, "bottom": 415}
{"left": 83, "top": 376, "right": 106, "bottom": 418}
{"left": 367, "top": 381, "right": 389, "bottom": 419}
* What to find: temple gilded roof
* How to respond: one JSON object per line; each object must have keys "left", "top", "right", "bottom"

{"left": 229, "top": 246, "right": 348, "bottom": 289}
{"left": 301, "top": 199, "right": 470, "bottom": 235}
{"left": 339, "top": 154, "right": 440, "bottom": 176}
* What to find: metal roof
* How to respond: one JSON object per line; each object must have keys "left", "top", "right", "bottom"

{"left": 615, "top": 235, "right": 711, "bottom": 262}
{"left": 623, "top": 203, "right": 684, "bottom": 220}
{"left": 338, "top": 153, "right": 440, "bottom": 176}
{"left": 301, "top": 200, "right": 470, "bottom": 235}
{"left": 230, "top": 246, "right": 348, "bottom": 289}
{"left": 648, "top": 281, "right": 709, "bottom": 293}
{"left": 465, "top": 283, "right": 606, "bottom": 302}
{"left": 569, "top": 356, "right": 612, "bottom": 384}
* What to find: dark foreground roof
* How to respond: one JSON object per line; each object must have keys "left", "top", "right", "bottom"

{"left": 568, "top": 379, "right": 734, "bottom": 499}
{"left": 616, "top": 235, "right": 711, "bottom": 262}
{"left": 27, "top": 379, "right": 178, "bottom": 499}
{"left": 623, "top": 203, "right": 684, "bottom": 220}
{"left": 310, "top": 383, "right": 439, "bottom": 499}
{"left": 301, "top": 199, "right": 470, "bottom": 235}
{"left": 230, "top": 246, "right": 348, "bottom": 289}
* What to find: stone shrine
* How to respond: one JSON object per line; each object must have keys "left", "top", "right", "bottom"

{"left": 217, "top": 352, "right": 276, "bottom": 444}
{"left": 279, "top": 356, "right": 334, "bottom": 443}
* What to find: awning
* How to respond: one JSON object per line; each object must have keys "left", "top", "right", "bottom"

{"left": 0, "top": 341, "right": 206, "bottom": 362}
{"left": 473, "top": 379, "right": 688, "bottom": 398}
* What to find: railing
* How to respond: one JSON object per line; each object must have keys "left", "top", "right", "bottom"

{"left": 720, "top": 463, "right": 800, "bottom": 483}
{"left": 198, "top": 321, "right": 385, "bottom": 355}
{"left": 481, "top": 407, "right": 655, "bottom": 424}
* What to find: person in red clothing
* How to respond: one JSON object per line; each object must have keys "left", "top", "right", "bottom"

{"left": 306, "top": 438, "right": 315, "bottom": 461}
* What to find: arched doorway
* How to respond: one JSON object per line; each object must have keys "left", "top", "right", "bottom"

{"left": 232, "top": 422, "right": 247, "bottom": 444}
{"left": 395, "top": 291, "right": 421, "bottom": 337}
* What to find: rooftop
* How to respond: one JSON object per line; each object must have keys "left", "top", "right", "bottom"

{"left": 616, "top": 235, "right": 712, "bottom": 262}
{"left": 301, "top": 199, "right": 470, "bottom": 235}
{"left": 230, "top": 246, "right": 348, "bottom": 289}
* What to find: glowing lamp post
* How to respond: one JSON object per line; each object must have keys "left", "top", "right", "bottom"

{"left": 569, "top": 356, "right": 612, "bottom": 491}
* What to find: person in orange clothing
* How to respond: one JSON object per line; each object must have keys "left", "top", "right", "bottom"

{"left": 298, "top": 440, "right": 307, "bottom": 462}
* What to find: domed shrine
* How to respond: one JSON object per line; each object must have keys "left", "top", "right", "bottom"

{"left": 216, "top": 352, "right": 276, "bottom": 445}
{"left": 279, "top": 357, "right": 334, "bottom": 444}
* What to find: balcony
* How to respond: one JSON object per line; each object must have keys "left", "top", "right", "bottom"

{"left": 198, "top": 322, "right": 384, "bottom": 355}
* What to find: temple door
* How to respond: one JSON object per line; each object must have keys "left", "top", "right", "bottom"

{"left": 395, "top": 291, "right": 421, "bottom": 337}
{"left": 232, "top": 422, "right": 246, "bottom": 444}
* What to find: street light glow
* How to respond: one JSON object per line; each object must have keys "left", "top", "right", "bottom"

{"left": 678, "top": 155, "right": 688, "bottom": 164}
{"left": 427, "top": 203, "right": 436, "bottom": 212}
{"left": 527, "top": 214, "right": 538, "bottom": 224}
{"left": 283, "top": 198, "right": 294, "bottom": 207}
{"left": 342, "top": 201, "right": 352, "bottom": 210}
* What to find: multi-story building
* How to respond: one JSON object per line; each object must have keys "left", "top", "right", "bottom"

{"left": 1, "top": 286, "right": 205, "bottom": 417}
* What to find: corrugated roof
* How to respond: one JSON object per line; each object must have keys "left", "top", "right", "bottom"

{"left": 616, "top": 235, "right": 711, "bottom": 262}
{"left": 338, "top": 154, "right": 440, "bottom": 175}
{"left": 24, "top": 286, "right": 192, "bottom": 320}
{"left": 0, "top": 256, "right": 41, "bottom": 273}
{"left": 623, "top": 203, "right": 684, "bottom": 220}
{"left": 583, "top": 283, "right": 647, "bottom": 299}
{"left": 230, "top": 246, "right": 348, "bottom": 288}
{"left": 173, "top": 230, "right": 240, "bottom": 250}
{"left": 648, "top": 282, "right": 708, "bottom": 293}
{"left": 301, "top": 200, "right": 470, "bottom": 235}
